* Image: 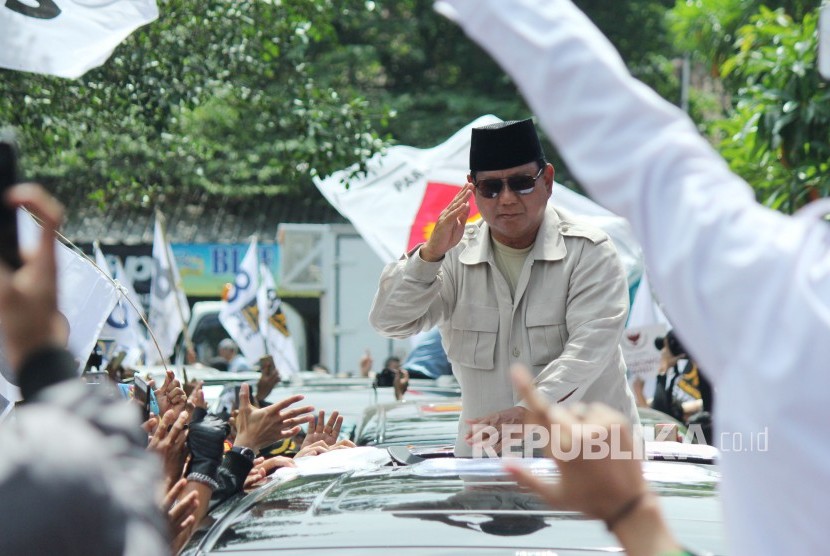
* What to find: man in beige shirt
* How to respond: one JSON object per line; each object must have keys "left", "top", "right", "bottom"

{"left": 370, "top": 119, "right": 638, "bottom": 456}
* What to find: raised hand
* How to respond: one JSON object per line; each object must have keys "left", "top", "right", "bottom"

{"left": 255, "top": 355, "right": 280, "bottom": 403}
{"left": 359, "top": 349, "right": 373, "bottom": 377}
{"left": 234, "top": 383, "right": 314, "bottom": 451}
{"left": 164, "top": 478, "right": 199, "bottom": 542}
{"left": 504, "top": 365, "right": 647, "bottom": 525}
{"left": 301, "top": 410, "right": 343, "bottom": 449}
{"left": 419, "top": 183, "right": 473, "bottom": 262}
{"left": 244, "top": 456, "right": 296, "bottom": 490}
{"left": 155, "top": 369, "right": 187, "bottom": 418}
{"left": 147, "top": 408, "right": 190, "bottom": 490}
{"left": 187, "top": 380, "right": 207, "bottom": 413}
{"left": 0, "top": 184, "right": 65, "bottom": 371}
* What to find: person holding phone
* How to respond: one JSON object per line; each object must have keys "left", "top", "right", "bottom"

{"left": 0, "top": 184, "right": 167, "bottom": 555}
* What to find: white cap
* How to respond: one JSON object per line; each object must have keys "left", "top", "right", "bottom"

{"left": 218, "top": 338, "right": 237, "bottom": 351}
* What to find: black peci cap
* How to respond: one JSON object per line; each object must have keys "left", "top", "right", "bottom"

{"left": 470, "top": 118, "right": 545, "bottom": 172}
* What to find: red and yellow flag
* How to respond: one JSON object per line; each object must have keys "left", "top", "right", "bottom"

{"left": 407, "top": 182, "right": 481, "bottom": 251}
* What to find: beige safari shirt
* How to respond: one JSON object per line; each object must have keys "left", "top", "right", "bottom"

{"left": 370, "top": 205, "right": 639, "bottom": 456}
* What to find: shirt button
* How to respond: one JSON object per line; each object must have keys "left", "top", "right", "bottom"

{"left": 513, "top": 347, "right": 520, "bottom": 357}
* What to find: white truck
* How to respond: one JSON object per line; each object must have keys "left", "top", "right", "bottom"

{"left": 180, "top": 300, "right": 308, "bottom": 371}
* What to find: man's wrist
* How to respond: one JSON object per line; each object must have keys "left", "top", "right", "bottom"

{"left": 230, "top": 445, "right": 256, "bottom": 463}
{"left": 234, "top": 434, "right": 256, "bottom": 451}
{"left": 419, "top": 244, "right": 444, "bottom": 263}
{"left": 186, "top": 457, "right": 221, "bottom": 490}
{"left": 611, "top": 492, "right": 682, "bottom": 555}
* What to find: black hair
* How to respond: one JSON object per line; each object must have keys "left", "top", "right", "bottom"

{"left": 654, "top": 330, "right": 687, "bottom": 357}
{"left": 383, "top": 356, "right": 401, "bottom": 368}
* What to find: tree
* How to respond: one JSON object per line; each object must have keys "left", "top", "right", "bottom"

{"left": 1, "top": 0, "right": 685, "bottom": 206}
{"left": 320, "top": 0, "right": 682, "bottom": 189}
{"left": 0, "top": 0, "right": 390, "bottom": 205}
{"left": 670, "top": 0, "right": 828, "bottom": 212}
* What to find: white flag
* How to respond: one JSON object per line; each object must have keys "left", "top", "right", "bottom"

{"left": 94, "top": 244, "right": 147, "bottom": 367}
{"left": 258, "top": 263, "right": 299, "bottom": 378}
{"left": 622, "top": 272, "right": 670, "bottom": 394}
{"left": 0, "top": 209, "right": 119, "bottom": 408}
{"left": 147, "top": 216, "right": 189, "bottom": 364}
{"left": 0, "top": 0, "right": 158, "bottom": 79}
{"left": 314, "top": 115, "right": 643, "bottom": 286}
{"left": 218, "top": 238, "right": 266, "bottom": 362}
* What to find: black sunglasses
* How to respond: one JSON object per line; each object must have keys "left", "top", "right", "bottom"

{"left": 473, "top": 166, "right": 544, "bottom": 199}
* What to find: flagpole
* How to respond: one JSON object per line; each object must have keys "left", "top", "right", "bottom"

{"left": 250, "top": 240, "right": 269, "bottom": 358}
{"left": 40, "top": 215, "right": 167, "bottom": 371}
{"left": 156, "top": 209, "right": 194, "bottom": 363}
{"left": 259, "top": 255, "right": 270, "bottom": 358}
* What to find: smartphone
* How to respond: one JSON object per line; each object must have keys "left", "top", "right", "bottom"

{"left": 0, "top": 130, "right": 22, "bottom": 269}
{"left": 134, "top": 374, "right": 151, "bottom": 421}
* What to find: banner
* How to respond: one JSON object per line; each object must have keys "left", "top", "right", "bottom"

{"left": 81, "top": 242, "right": 283, "bottom": 302}
{"left": 258, "top": 263, "right": 299, "bottom": 378}
{"left": 94, "top": 244, "right": 147, "bottom": 367}
{"left": 219, "top": 239, "right": 266, "bottom": 362}
{"left": 622, "top": 272, "right": 670, "bottom": 396}
{"left": 147, "top": 215, "right": 190, "bottom": 364}
{"left": 0, "top": 210, "right": 119, "bottom": 410}
{"left": 314, "top": 115, "right": 643, "bottom": 286}
{"left": 0, "top": 0, "right": 158, "bottom": 78}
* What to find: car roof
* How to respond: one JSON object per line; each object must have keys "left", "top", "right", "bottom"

{"left": 182, "top": 449, "right": 724, "bottom": 555}
{"left": 358, "top": 398, "right": 462, "bottom": 447}
{"left": 357, "top": 401, "right": 698, "bottom": 454}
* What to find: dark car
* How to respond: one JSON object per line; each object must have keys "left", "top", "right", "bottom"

{"left": 180, "top": 445, "right": 724, "bottom": 555}
{"left": 262, "top": 376, "right": 462, "bottom": 441}
{"left": 357, "top": 399, "right": 701, "bottom": 450}
{"left": 357, "top": 399, "right": 462, "bottom": 447}
{"left": 181, "top": 388, "right": 723, "bottom": 556}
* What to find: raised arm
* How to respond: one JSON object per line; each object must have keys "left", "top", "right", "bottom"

{"left": 435, "top": 0, "right": 820, "bottom": 383}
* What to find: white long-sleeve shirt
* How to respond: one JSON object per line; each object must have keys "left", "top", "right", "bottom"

{"left": 436, "top": 0, "right": 830, "bottom": 554}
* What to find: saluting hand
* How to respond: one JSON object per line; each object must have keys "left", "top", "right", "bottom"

{"left": 419, "top": 183, "right": 473, "bottom": 262}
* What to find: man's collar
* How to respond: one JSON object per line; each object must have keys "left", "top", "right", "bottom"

{"left": 458, "top": 206, "right": 567, "bottom": 264}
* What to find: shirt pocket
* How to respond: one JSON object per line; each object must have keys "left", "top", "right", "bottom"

{"left": 448, "top": 304, "right": 500, "bottom": 369}
{"left": 526, "top": 304, "right": 566, "bottom": 366}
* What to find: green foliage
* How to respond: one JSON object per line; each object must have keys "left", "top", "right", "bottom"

{"left": 669, "top": 0, "right": 819, "bottom": 76}
{"left": 673, "top": 2, "right": 829, "bottom": 212}
{"left": 0, "top": 0, "right": 683, "bottom": 206}
{"left": 0, "top": 0, "right": 390, "bottom": 205}
{"left": 324, "top": 0, "right": 682, "bottom": 187}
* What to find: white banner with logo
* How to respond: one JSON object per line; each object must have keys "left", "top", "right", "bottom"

{"left": 94, "top": 244, "right": 147, "bottom": 367}
{"left": 219, "top": 239, "right": 266, "bottom": 362}
{"left": 314, "top": 115, "right": 643, "bottom": 286}
{"left": 147, "top": 217, "right": 189, "bottom": 364}
{"left": 0, "top": 0, "right": 158, "bottom": 78}
{"left": 258, "top": 263, "right": 299, "bottom": 378}
{"left": 622, "top": 272, "right": 670, "bottom": 397}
